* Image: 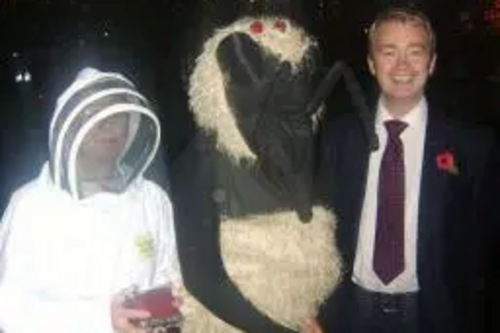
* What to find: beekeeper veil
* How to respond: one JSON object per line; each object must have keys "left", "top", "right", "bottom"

{"left": 49, "top": 67, "right": 161, "bottom": 199}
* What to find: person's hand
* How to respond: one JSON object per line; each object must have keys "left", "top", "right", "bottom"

{"left": 111, "top": 294, "right": 151, "bottom": 333}
{"left": 302, "top": 318, "right": 324, "bottom": 333}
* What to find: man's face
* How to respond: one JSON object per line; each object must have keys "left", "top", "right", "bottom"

{"left": 77, "top": 113, "right": 130, "bottom": 180}
{"left": 368, "top": 21, "right": 436, "bottom": 111}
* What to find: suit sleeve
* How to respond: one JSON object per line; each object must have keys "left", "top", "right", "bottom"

{"left": 477, "top": 134, "right": 499, "bottom": 333}
{"left": 0, "top": 189, "right": 115, "bottom": 333}
{"left": 449, "top": 129, "right": 497, "bottom": 333}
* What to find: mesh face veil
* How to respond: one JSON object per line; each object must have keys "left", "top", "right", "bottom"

{"left": 49, "top": 68, "right": 161, "bottom": 199}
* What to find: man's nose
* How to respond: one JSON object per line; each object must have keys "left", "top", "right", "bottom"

{"left": 395, "top": 54, "right": 411, "bottom": 69}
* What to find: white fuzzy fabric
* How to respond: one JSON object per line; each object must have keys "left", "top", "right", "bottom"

{"left": 188, "top": 17, "right": 317, "bottom": 162}
{"left": 183, "top": 16, "right": 341, "bottom": 333}
{"left": 180, "top": 206, "right": 342, "bottom": 333}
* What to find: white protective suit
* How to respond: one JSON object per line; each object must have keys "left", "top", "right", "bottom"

{"left": 0, "top": 68, "right": 180, "bottom": 333}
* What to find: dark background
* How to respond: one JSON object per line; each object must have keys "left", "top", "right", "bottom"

{"left": 0, "top": 0, "right": 499, "bottom": 211}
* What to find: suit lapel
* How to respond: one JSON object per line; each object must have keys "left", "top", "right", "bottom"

{"left": 417, "top": 108, "right": 452, "bottom": 267}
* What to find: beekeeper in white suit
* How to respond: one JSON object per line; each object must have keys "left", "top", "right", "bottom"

{"left": 0, "top": 68, "right": 181, "bottom": 333}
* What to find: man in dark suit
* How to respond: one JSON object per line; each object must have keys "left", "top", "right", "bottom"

{"left": 318, "top": 7, "right": 496, "bottom": 333}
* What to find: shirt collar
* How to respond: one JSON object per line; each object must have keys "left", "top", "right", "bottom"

{"left": 375, "top": 98, "right": 428, "bottom": 131}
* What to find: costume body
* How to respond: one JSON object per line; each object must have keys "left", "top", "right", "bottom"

{"left": 171, "top": 17, "right": 342, "bottom": 333}
{"left": 319, "top": 104, "right": 496, "bottom": 333}
{"left": 0, "top": 69, "right": 180, "bottom": 333}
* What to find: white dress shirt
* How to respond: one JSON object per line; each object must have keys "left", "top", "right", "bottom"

{"left": 352, "top": 98, "right": 428, "bottom": 293}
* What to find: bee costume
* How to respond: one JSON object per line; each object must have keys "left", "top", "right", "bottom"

{"left": 171, "top": 16, "right": 376, "bottom": 333}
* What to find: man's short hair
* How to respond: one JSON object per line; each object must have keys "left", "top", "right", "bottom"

{"left": 368, "top": 7, "right": 436, "bottom": 55}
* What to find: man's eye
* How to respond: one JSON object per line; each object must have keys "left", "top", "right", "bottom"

{"left": 410, "top": 50, "right": 425, "bottom": 57}
{"left": 408, "top": 46, "right": 427, "bottom": 56}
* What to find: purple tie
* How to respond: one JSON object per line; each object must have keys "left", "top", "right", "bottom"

{"left": 373, "top": 120, "right": 408, "bottom": 285}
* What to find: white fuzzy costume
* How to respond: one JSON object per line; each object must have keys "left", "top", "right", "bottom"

{"left": 173, "top": 17, "right": 343, "bottom": 333}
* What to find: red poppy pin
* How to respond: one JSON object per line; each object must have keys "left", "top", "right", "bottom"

{"left": 436, "top": 151, "right": 459, "bottom": 175}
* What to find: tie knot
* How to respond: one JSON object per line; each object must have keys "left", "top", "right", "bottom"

{"left": 384, "top": 120, "right": 408, "bottom": 138}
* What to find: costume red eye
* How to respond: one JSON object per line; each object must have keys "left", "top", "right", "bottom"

{"left": 274, "top": 20, "right": 286, "bottom": 32}
{"left": 250, "top": 21, "right": 264, "bottom": 34}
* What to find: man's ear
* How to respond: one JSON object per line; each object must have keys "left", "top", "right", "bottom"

{"left": 428, "top": 53, "right": 437, "bottom": 76}
{"left": 367, "top": 55, "right": 376, "bottom": 76}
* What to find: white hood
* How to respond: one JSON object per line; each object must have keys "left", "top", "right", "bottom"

{"left": 48, "top": 68, "right": 161, "bottom": 199}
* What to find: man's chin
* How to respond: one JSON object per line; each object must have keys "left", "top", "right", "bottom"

{"left": 385, "top": 92, "right": 423, "bottom": 104}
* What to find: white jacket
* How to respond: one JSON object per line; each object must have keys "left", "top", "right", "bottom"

{"left": 0, "top": 68, "right": 180, "bottom": 333}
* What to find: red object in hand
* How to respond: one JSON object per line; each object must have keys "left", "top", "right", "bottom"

{"left": 123, "top": 286, "right": 178, "bottom": 319}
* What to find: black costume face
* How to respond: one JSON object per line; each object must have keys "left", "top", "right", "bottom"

{"left": 216, "top": 32, "right": 319, "bottom": 222}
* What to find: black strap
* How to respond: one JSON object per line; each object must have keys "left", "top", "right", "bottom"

{"left": 307, "top": 61, "right": 379, "bottom": 151}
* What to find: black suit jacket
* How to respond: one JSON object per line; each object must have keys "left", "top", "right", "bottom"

{"left": 317, "top": 104, "right": 496, "bottom": 333}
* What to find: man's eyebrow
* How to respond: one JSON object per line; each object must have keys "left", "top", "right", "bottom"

{"left": 375, "top": 44, "right": 397, "bottom": 50}
{"left": 375, "top": 43, "right": 428, "bottom": 50}
{"left": 407, "top": 42, "right": 428, "bottom": 49}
